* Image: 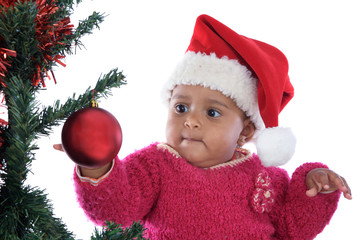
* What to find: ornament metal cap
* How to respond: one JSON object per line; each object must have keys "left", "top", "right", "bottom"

{"left": 90, "top": 99, "right": 98, "bottom": 108}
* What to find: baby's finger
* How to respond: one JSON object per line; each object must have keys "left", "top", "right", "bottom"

{"left": 53, "top": 144, "right": 64, "bottom": 152}
{"left": 328, "top": 173, "right": 347, "bottom": 191}
{"left": 306, "top": 186, "right": 319, "bottom": 197}
{"left": 339, "top": 176, "right": 352, "bottom": 200}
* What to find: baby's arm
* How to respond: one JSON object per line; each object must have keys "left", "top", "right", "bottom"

{"left": 269, "top": 163, "right": 343, "bottom": 239}
{"left": 54, "top": 143, "right": 161, "bottom": 226}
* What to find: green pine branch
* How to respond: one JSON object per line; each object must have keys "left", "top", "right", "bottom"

{"left": 0, "top": 75, "right": 74, "bottom": 239}
{"left": 54, "top": 0, "right": 84, "bottom": 11}
{"left": 91, "top": 221, "right": 148, "bottom": 240}
{"left": 0, "top": 1, "right": 105, "bottom": 89}
{"left": 72, "top": 11, "right": 105, "bottom": 50}
{"left": 0, "top": 1, "right": 146, "bottom": 239}
{"left": 48, "top": 10, "right": 105, "bottom": 56}
{"left": 36, "top": 68, "right": 126, "bottom": 136}
{"left": 1, "top": 185, "right": 74, "bottom": 240}
{"left": 0, "top": 1, "right": 40, "bottom": 88}
{"left": 0, "top": 0, "right": 111, "bottom": 238}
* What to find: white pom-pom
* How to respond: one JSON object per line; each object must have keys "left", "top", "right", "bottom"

{"left": 256, "top": 127, "right": 296, "bottom": 167}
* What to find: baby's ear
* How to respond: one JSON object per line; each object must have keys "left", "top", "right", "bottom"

{"left": 238, "top": 118, "right": 255, "bottom": 145}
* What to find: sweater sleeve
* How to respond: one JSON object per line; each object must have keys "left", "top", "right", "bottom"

{"left": 268, "top": 162, "right": 341, "bottom": 240}
{"left": 73, "top": 144, "right": 161, "bottom": 226}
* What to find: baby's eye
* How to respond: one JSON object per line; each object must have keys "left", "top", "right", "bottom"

{"left": 207, "top": 109, "right": 221, "bottom": 118}
{"left": 175, "top": 104, "right": 189, "bottom": 113}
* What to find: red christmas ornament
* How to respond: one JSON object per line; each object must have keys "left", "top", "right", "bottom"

{"left": 61, "top": 102, "right": 122, "bottom": 168}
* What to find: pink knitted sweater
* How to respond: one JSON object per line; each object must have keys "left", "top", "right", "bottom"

{"left": 74, "top": 143, "right": 340, "bottom": 239}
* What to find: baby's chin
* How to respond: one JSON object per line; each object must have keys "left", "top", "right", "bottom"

{"left": 166, "top": 141, "right": 228, "bottom": 168}
{"left": 182, "top": 154, "right": 224, "bottom": 168}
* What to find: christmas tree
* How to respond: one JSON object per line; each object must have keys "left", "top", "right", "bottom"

{"left": 0, "top": 0, "right": 146, "bottom": 238}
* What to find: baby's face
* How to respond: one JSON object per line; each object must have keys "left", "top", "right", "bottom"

{"left": 166, "top": 85, "right": 245, "bottom": 168}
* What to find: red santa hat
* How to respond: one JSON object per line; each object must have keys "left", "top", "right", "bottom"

{"left": 162, "top": 14, "right": 296, "bottom": 167}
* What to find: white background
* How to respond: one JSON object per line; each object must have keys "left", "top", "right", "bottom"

{"left": 24, "top": 0, "right": 360, "bottom": 239}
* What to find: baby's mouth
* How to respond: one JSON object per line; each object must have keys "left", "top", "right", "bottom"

{"left": 182, "top": 137, "right": 203, "bottom": 143}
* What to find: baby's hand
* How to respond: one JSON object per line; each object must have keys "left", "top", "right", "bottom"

{"left": 53, "top": 143, "right": 111, "bottom": 178}
{"left": 306, "top": 168, "right": 352, "bottom": 200}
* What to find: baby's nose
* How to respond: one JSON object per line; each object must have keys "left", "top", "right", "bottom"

{"left": 184, "top": 113, "right": 201, "bottom": 129}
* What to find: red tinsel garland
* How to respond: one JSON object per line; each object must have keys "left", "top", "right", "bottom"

{"left": 0, "top": 47, "right": 17, "bottom": 87}
{"left": 0, "top": 0, "right": 16, "bottom": 7}
{"left": 0, "top": 0, "right": 74, "bottom": 87}
{"left": 33, "top": 0, "right": 74, "bottom": 87}
{"left": 0, "top": 0, "right": 74, "bottom": 147}
{"left": 0, "top": 118, "right": 6, "bottom": 148}
{"left": 0, "top": 91, "right": 6, "bottom": 148}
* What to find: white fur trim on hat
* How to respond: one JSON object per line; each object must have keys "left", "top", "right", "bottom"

{"left": 162, "top": 51, "right": 265, "bottom": 132}
{"left": 256, "top": 127, "right": 296, "bottom": 167}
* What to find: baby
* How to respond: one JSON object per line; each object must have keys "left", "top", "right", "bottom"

{"left": 55, "top": 14, "right": 351, "bottom": 239}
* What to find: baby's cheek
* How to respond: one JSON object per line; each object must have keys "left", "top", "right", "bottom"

{"left": 210, "top": 138, "right": 237, "bottom": 161}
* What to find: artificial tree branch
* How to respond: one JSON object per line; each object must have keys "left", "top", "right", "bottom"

{"left": 0, "top": 0, "right": 147, "bottom": 238}
{"left": 0, "top": 75, "right": 75, "bottom": 239}
{"left": 72, "top": 11, "right": 105, "bottom": 50}
{"left": 36, "top": 68, "right": 126, "bottom": 136}
{"left": 91, "top": 221, "right": 148, "bottom": 240}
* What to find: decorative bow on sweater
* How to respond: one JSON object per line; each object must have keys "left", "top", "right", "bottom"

{"left": 252, "top": 170, "right": 275, "bottom": 213}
